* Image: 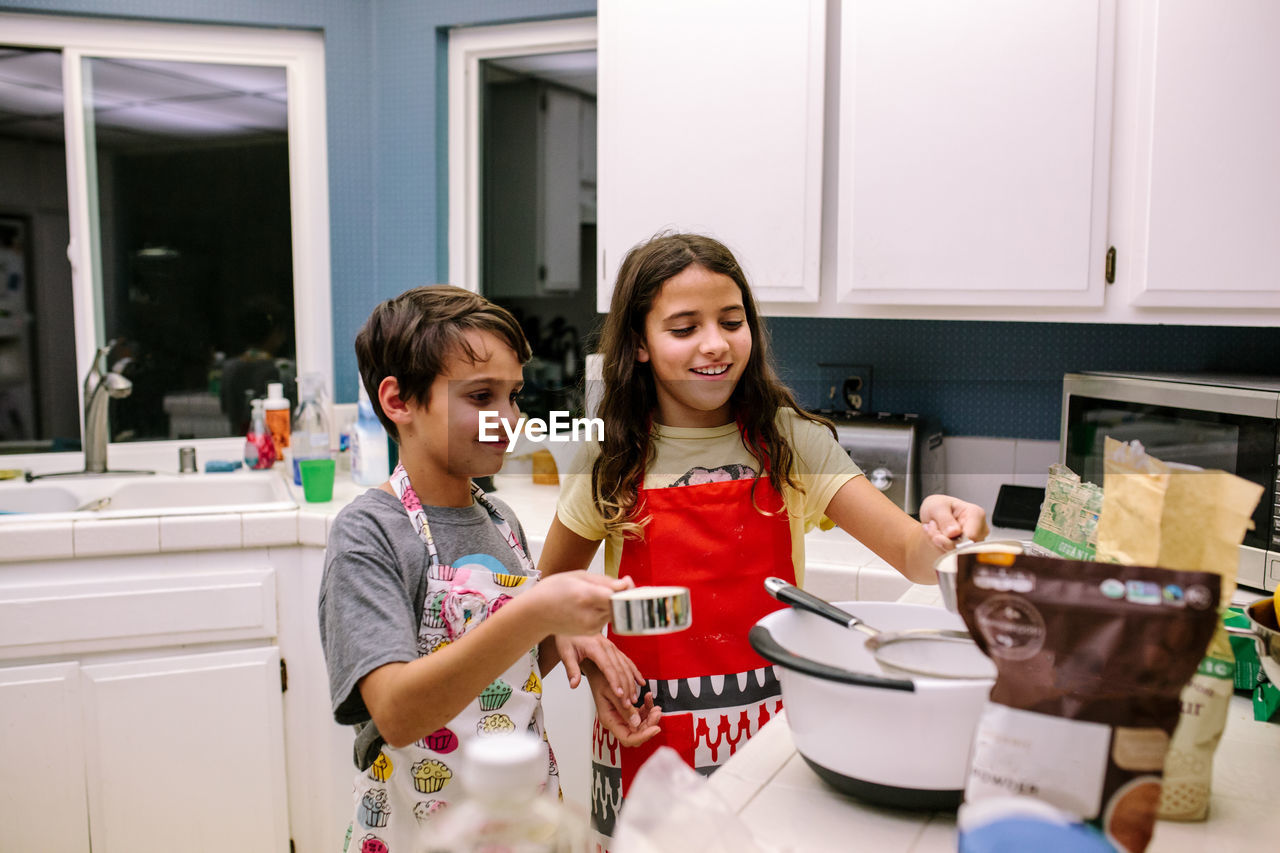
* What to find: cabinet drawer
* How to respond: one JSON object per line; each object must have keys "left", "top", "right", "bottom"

{"left": 0, "top": 569, "right": 276, "bottom": 658}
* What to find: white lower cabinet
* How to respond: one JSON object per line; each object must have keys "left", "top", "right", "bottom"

{"left": 0, "top": 648, "right": 289, "bottom": 853}
{"left": 0, "top": 662, "right": 91, "bottom": 852}
{"left": 80, "top": 647, "right": 290, "bottom": 853}
{"left": 0, "top": 550, "right": 290, "bottom": 852}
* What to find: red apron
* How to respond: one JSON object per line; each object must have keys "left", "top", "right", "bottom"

{"left": 588, "top": 467, "right": 794, "bottom": 846}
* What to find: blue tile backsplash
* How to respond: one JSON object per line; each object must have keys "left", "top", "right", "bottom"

{"left": 768, "top": 319, "right": 1280, "bottom": 440}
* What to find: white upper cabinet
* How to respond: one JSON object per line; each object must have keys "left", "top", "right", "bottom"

{"left": 835, "top": 0, "right": 1115, "bottom": 309}
{"left": 597, "top": 0, "right": 827, "bottom": 309}
{"left": 1112, "top": 0, "right": 1280, "bottom": 313}
{"left": 595, "top": 0, "right": 1278, "bottom": 324}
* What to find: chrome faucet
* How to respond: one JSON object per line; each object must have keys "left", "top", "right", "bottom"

{"left": 25, "top": 340, "right": 153, "bottom": 482}
{"left": 83, "top": 341, "right": 133, "bottom": 473}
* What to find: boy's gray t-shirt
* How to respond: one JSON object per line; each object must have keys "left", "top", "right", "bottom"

{"left": 318, "top": 486, "right": 533, "bottom": 730}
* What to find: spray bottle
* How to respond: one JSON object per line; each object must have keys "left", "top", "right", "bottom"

{"left": 351, "top": 378, "right": 390, "bottom": 487}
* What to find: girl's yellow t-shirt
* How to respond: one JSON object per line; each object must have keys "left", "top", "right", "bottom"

{"left": 555, "top": 409, "right": 862, "bottom": 585}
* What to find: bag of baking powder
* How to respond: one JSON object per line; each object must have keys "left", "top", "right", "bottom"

{"left": 955, "top": 551, "right": 1220, "bottom": 853}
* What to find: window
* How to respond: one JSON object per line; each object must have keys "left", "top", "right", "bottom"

{"left": 0, "top": 14, "right": 330, "bottom": 458}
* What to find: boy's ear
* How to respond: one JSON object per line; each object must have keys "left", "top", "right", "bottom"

{"left": 378, "top": 376, "right": 415, "bottom": 425}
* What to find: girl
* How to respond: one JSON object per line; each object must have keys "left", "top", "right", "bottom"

{"left": 538, "top": 233, "right": 988, "bottom": 847}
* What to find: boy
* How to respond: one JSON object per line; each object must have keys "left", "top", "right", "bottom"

{"left": 319, "top": 285, "right": 656, "bottom": 850}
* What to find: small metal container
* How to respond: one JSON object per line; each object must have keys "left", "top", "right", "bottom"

{"left": 933, "top": 540, "right": 1026, "bottom": 613}
{"left": 610, "top": 585, "right": 692, "bottom": 636}
{"left": 178, "top": 446, "right": 198, "bottom": 474}
{"left": 1242, "top": 598, "right": 1280, "bottom": 685}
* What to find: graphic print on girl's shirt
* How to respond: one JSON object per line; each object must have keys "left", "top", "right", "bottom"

{"left": 670, "top": 463, "right": 756, "bottom": 487}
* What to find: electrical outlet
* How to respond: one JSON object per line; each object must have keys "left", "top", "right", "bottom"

{"left": 816, "top": 362, "right": 873, "bottom": 414}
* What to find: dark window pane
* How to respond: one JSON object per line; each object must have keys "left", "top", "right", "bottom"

{"left": 84, "top": 57, "right": 294, "bottom": 442}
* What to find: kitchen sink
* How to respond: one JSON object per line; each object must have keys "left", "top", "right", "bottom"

{"left": 0, "top": 470, "right": 295, "bottom": 519}
{"left": 107, "top": 473, "right": 293, "bottom": 510}
{"left": 0, "top": 483, "right": 80, "bottom": 514}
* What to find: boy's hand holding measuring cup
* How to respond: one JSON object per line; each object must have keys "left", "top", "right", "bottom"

{"left": 549, "top": 574, "right": 672, "bottom": 747}
{"left": 530, "top": 570, "right": 632, "bottom": 636}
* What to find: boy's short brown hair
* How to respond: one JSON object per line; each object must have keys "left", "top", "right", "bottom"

{"left": 354, "top": 285, "right": 531, "bottom": 441}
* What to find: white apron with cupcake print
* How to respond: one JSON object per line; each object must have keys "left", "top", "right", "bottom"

{"left": 344, "top": 463, "right": 558, "bottom": 853}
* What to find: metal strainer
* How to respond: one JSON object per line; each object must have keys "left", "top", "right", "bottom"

{"left": 764, "top": 577, "right": 996, "bottom": 680}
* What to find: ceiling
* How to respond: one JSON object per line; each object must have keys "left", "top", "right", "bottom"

{"left": 487, "top": 50, "right": 597, "bottom": 96}
{"left": 0, "top": 45, "right": 595, "bottom": 147}
{"left": 0, "top": 47, "right": 287, "bottom": 146}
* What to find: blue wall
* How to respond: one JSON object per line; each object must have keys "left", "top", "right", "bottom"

{"left": 5, "top": 1, "right": 1277, "bottom": 441}
{"left": 0, "top": 0, "right": 594, "bottom": 406}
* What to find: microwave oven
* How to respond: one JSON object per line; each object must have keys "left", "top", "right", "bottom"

{"left": 1061, "top": 371, "right": 1280, "bottom": 593}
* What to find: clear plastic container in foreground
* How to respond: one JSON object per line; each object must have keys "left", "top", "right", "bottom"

{"left": 421, "top": 732, "right": 589, "bottom": 853}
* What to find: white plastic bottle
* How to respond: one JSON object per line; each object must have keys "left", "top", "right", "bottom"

{"left": 422, "top": 732, "right": 588, "bottom": 853}
{"left": 290, "top": 373, "right": 331, "bottom": 485}
{"left": 262, "top": 381, "right": 291, "bottom": 465}
{"left": 351, "top": 379, "right": 390, "bottom": 487}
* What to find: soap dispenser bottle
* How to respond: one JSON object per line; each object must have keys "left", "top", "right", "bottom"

{"left": 263, "top": 381, "right": 291, "bottom": 465}
{"left": 244, "top": 399, "right": 276, "bottom": 470}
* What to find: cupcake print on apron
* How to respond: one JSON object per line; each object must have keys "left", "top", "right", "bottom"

{"left": 343, "top": 463, "right": 557, "bottom": 852}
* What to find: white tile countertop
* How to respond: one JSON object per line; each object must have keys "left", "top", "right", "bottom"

{"left": 703, "top": 584, "right": 1280, "bottom": 853}
{"left": 0, "top": 467, "right": 908, "bottom": 592}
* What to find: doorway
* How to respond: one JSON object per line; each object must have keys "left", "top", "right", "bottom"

{"left": 447, "top": 19, "right": 597, "bottom": 422}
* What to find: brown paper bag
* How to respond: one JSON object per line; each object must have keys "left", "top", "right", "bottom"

{"left": 1094, "top": 437, "right": 1263, "bottom": 821}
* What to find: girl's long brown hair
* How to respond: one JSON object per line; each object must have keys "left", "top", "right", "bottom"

{"left": 593, "top": 232, "right": 835, "bottom": 537}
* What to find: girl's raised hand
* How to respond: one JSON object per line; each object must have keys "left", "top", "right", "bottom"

{"left": 556, "top": 632, "right": 643, "bottom": 696}
{"left": 584, "top": 658, "right": 663, "bottom": 747}
{"left": 919, "top": 494, "right": 989, "bottom": 549}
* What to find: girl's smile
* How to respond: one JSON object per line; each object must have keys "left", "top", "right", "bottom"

{"left": 691, "top": 363, "right": 730, "bottom": 376}
{"left": 638, "top": 264, "right": 752, "bottom": 427}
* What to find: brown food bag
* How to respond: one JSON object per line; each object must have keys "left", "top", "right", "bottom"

{"left": 1094, "top": 437, "right": 1263, "bottom": 821}
{"left": 956, "top": 551, "right": 1220, "bottom": 853}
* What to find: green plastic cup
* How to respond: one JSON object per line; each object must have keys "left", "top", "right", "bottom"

{"left": 299, "top": 457, "right": 336, "bottom": 503}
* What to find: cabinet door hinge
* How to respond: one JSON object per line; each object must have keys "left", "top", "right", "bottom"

{"left": 280, "top": 658, "right": 288, "bottom": 693}
{"left": 537, "top": 264, "right": 547, "bottom": 281}
{"left": 1105, "top": 246, "right": 1116, "bottom": 284}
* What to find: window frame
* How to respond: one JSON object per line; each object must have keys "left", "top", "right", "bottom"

{"left": 446, "top": 16, "right": 596, "bottom": 295}
{"left": 1, "top": 12, "right": 331, "bottom": 467}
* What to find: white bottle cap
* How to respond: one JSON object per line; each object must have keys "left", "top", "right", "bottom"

{"left": 266, "top": 382, "right": 285, "bottom": 401}
{"left": 462, "top": 731, "right": 546, "bottom": 800}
